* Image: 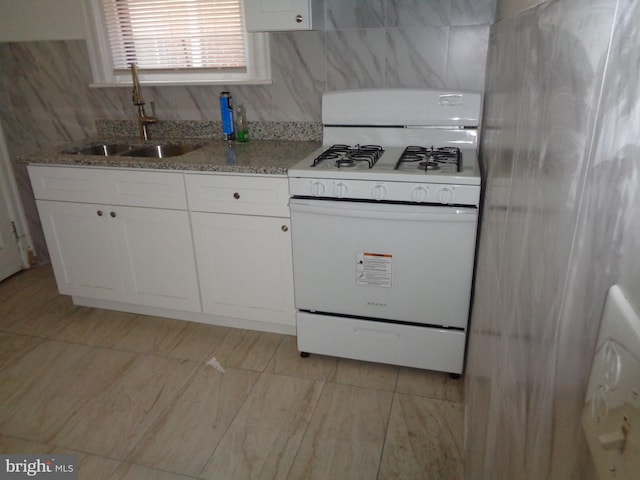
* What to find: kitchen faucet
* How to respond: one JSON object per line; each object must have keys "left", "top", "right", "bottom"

{"left": 130, "top": 63, "right": 157, "bottom": 140}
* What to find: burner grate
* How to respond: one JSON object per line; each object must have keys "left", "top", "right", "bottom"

{"left": 395, "top": 146, "right": 462, "bottom": 172}
{"left": 312, "top": 144, "right": 384, "bottom": 168}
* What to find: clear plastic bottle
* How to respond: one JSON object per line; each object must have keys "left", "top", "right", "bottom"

{"left": 237, "top": 104, "right": 249, "bottom": 142}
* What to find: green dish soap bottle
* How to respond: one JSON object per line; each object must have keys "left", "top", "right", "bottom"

{"left": 237, "top": 105, "right": 249, "bottom": 142}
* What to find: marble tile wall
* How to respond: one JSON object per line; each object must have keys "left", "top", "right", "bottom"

{"left": 497, "top": 0, "right": 549, "bottom": 19}
{"left": 0, "top": 0, "right": 496, "bottom": 262}
{"left": 466, "top": 0, "right": 640, "bottom": 478}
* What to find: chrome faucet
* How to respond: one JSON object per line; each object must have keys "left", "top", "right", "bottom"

{"left": 130, "top": 63, "right": 157, "bottom": 140}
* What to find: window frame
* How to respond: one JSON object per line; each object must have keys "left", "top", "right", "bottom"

{"left": 84, "top": 0, "right": 271, "bottom": 87}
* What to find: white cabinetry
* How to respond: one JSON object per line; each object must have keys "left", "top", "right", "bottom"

{"left": 29, "top": 166, "right": 201, "bottom": 312}
{"left": 35, "top": 200, "right": 122, "bottom": 301}
{"left": 185, "top": 174, "right": 295, "bottom": 326}
{"left": 28, "top": 165, "right": 296, "bottom": 333}
{"left": 245, "top": 0, "right": 324, "bottom": 31}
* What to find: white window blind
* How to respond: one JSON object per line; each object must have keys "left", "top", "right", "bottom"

{"left": 102, "top": 0, "right": 247, "bottom": 71}
{"left": 85, "top": 0, "right": 270, "bottom": 85}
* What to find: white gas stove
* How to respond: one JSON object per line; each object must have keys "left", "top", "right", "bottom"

{"left": 288, "top": 88, "right": 482, "bottom": 206}
{"left": 288, "top": 88, "right": 482, "bottom": 375}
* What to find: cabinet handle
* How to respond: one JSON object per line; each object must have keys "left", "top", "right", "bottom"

{"left": 110, "top": 211, "right": 117, "bottom": 218}
{"left": 97, "top": 210, "right": 103, "bottom": 216}
{"left": 233, "top": 192, "right": 240, "bottom": 199}
{"left": 281, "top": 225, "right": 289, "bottom": 232}
{"left": 295, "top": 14, "right": 303, "bottom": 23}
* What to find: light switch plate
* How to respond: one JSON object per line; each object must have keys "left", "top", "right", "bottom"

{"left": 582, "top": 285, "right": 640, "bottom": 478}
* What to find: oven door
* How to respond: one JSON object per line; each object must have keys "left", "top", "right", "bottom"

{"left": 289, "top": 198, "right": 478, "bottom": 329}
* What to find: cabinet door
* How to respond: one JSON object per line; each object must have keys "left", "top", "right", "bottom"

{"left": 245, "top": 0, "right": 322, "bottom": 31}
{"left": 113, "top": 206, "right": 201, "bottom": 312}
{"left": 191, "top": 212, "right": 295, "bottom": 325}
{"left": 36, "top": 200, "right": 122, "bottom": 301}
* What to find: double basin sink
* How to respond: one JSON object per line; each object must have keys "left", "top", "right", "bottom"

{"left": 63, "top": 142, "right": 203, "bottom": 159}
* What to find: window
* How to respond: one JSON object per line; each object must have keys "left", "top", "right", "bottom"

{"left": 85, "top": 0, "right": 270, "bottom": 86}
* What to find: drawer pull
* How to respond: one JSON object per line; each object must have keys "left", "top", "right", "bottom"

{"left": 281, "top": 225, "right": 289, "bottom": 232}
{"left": 233, "top": 192, "right": 240, "bottom": 199}
{"left": 110, "top": 211, "right": 117, "bottom": 218}
{"left": 97, "top": 210, "right": 103, "bottom": 216}
{"left": 354, "top": 328, "right": 400, "bottom": 341}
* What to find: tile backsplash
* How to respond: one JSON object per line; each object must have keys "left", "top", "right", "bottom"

{"left": 94, "top": 120, "right": 322, "bottom": 142}
{"left": 0, "top": 0, "right": 495, "bottom": 263}
{"left": 0, "top": 0, "right": 495, "bottom": 151}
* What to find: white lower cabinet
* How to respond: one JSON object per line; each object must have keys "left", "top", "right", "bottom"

{"left": 36, "top": 200, "right": 201, "bottom": 312}
{"left": 36, "top": 200, "right": 122, "bottom": 301}
{"left": 30, "top": 165, "right": 201, "bottom": 313}
{"left": 29, "top": 165, "right": 296, "bottom": 332}
{"left": 191, "top": 212, "right": 295, "bottom": 325}
{"left": 185, "top": 173, "right": 295, "bottom": 327}
{"left": 112, "top": 205, "right": 200, "bottom": 311}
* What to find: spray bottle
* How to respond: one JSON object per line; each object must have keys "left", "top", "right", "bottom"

{"left": 219, "top": 91, "right": 235, "bottom": 141}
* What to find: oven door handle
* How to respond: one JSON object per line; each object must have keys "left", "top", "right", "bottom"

{"left": 289, "top": 199, "right": 477, "bottom": 222}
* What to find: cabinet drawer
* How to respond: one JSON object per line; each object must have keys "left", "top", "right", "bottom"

{"left": 28, "top": 166, "right": 187, "bottom": 210}
{"left": 185, "top": 174, "right": 289, "bottom": 217}
{"left": 103, "top": 170, "right": 187, "bottom": 209}
{"left": 28, "top": 166, "right": 107, "bottom": 203}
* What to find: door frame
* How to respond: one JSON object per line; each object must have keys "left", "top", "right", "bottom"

{"left": 0, "top": 122, "right": 33, "bottom": 269}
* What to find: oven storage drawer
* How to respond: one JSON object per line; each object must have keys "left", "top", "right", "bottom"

{"left": 297, "top": 312, "right": 466, "bottom": 374}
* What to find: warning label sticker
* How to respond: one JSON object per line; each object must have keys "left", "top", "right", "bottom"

{"left": 357, "top": 252, "right": 392, "bottom": 288}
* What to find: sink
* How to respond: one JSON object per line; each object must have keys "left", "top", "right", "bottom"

{"left": 124, "top": 144, "right": 203, "bottom": 158}
{"left": 63, "top": 143, "right": 137, "bottom": 156}
{"left": 62, "top": 142, "right": 203, "bottom": 158}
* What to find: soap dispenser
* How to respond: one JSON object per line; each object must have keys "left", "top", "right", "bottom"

{"left": 237, "top": 104, "right": 249, "bottom": 142}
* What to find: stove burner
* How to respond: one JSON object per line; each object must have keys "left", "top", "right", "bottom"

{"left": 336, "top": 158, "right": 356, "bottom": 167}
{"left": 312, "top": 144, "right": 384, "bottom": 168}
{"left": 395, "top": 146, "right": 462, "bottom": 172}
{"left": 328, "top": 144, "right": 351, "bottom": 154}
{"left": 419, "top": 161, "right": 440, "bottom": 170}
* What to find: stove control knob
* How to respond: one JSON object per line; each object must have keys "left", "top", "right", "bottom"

{"left": 310, "top": 180, "right": 326, "bottom": 197}
{"left": 411, "top": 185, "right": 429, "bottom": 203}
{"left": 371, "top": 184, "right": 388, "bottom": 201}
{"left": 334, "top": 182, "right": 349, "bottom": 198}
{"left": 437, "top": 187, "right": 454, "bottom": 204}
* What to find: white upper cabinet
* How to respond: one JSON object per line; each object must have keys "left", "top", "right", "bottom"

{"left": 245, "top": 0, "right": 324, "bottom": 31}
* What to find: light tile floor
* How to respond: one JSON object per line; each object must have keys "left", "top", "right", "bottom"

{"left": 0, "top": 266, "right": 465, "bottom": 479}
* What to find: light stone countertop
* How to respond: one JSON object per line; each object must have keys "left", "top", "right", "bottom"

{"left": 18, "top": 137, "right": 322, "bottom": 175}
